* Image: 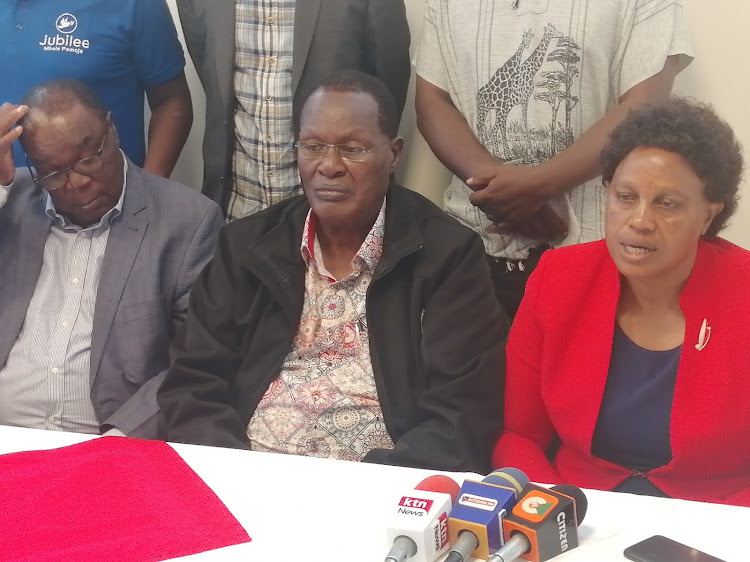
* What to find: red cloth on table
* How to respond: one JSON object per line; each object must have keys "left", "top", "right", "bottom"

{"left": 0, "top": 436, "right": 251, "bottom": 561}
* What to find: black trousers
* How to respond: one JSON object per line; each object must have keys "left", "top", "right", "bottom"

{"left": 486, "top": 245, "right": 550, "bottom": 322}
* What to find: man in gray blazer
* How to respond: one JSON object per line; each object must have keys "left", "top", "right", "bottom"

{"left": 0, "top": 80, "right": 223, "bottom": 439}
{"left": 177, "top": 0, "right": 411, "bottom": 220}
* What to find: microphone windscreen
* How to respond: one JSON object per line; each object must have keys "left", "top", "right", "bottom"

{"left": 550, "top": 484, "right": 588, "bottom": 524}
{"left": 415, "top": 475, "right": 461, "bottom": 503}
{"left": 482, "top": 467, "right": 529, "bottom": 495}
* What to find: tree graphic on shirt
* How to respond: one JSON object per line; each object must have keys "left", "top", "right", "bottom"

{"left": 535, "top": 35, "right": 581, "bottom": 157}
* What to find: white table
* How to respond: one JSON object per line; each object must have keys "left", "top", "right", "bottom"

{"left": 1, "top": 426, "right": 746, "bottom": 562}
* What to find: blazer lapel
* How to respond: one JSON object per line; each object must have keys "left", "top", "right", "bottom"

{"left": 216, "top": 0, "right": 237, "bottom": 116}
{"left": 0, "top": 192, "right": 50, "bottom": 365}
{"left": 89, "top": 167, "right": 148, "bottom": 383}
{"left": 292, "top": 0, "right": 322, "bottom": 93}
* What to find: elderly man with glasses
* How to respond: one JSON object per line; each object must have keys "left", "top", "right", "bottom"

{"left": 0, "top": 80, "right": 223, "bottom": 438}
{"left": 158, "top": 70, "right": 507, "bottom": 473}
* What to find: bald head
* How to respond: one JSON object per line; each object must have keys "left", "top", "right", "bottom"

{"left": 18, "top": 79, "right": 124, "bottom": 229}
{"left": 20, "top": 79, "right": 108, "bottom": 137}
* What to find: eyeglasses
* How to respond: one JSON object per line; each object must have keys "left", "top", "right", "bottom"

{"left": 26, "top": 113, "right": 111, "bottom": 191}
{"left": 294, "top": 139, "right": 390, "bottom": 162}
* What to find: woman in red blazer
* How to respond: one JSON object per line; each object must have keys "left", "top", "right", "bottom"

{"left": 494, "top": 98, "right": 750, "bottom": 506}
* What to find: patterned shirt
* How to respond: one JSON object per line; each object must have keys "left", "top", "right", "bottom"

{"left": 247, "top": 201, "right": 395, "bottom": 460}
{"left": 0, "top": 156, "right": 128, "bottom": 433}
{"left": 228, "top": 0, "right": 300, "bottom": 221}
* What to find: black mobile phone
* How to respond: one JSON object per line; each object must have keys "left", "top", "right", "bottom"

{"left": 623, "top": 535, "right": 726, "bottom": 562}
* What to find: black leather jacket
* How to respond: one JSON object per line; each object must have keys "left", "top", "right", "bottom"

{"left": 159, "top": 185, "right": 507, "bottom": 473}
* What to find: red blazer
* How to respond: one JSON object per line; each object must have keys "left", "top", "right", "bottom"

{"left": 494, "top": 239, "right": 750, "bottom": 506}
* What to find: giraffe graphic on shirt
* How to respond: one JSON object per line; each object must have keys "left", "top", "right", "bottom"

{"left": 477, "top": 23, "right": 568, "bottom": 162}
{"left": 476, "top": 28, "right": 533, "bottom": 154}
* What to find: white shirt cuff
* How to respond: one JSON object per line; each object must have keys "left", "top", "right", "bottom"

{"left": 0, "top": 184, "right": 10, "bottom": 208}
{"left": 103, "top": 427, "right": 128, "bottom": 438}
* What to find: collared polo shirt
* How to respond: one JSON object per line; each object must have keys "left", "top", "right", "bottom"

{"left": 2, "top": 0, "right": 185, "bottom": 166}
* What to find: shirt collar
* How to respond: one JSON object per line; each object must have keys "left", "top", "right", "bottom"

{"left": 300, "top": 198, "right": 387, "bottom": 279}
{"left": 45, "top": 150, "right": 128, "bottom": 233}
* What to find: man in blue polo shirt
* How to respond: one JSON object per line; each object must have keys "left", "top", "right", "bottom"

{"left": 2, "top": 0, "right": 192, "bottom": 177}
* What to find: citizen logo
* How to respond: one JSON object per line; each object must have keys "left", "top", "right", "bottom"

{"left": 557, "top": 512, "right": 569, "bottom": 552}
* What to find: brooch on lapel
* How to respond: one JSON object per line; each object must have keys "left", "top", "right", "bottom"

{"left": 694, "top": 318, "right": 711, "bottom": 351}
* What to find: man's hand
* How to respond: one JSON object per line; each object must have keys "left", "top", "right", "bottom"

{"left": 466, "top": 163, "right": 568, "bottom": 242}
{"left": 500, "top": 204, "right": 569, "bottom": 242}
{"left": 466, "top": 163, "right": 555, "bottom": 224}
{"left": 0, "top": 103, "right": 28, "bottom": 186}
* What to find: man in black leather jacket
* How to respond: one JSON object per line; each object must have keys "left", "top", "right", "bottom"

{"left": 159, "top": 71, "right": 507, "bottom": 473}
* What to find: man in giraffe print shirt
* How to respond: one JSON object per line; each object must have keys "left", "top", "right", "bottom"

{"left": 415, "top": 0, "right": 693, "bottom": 320}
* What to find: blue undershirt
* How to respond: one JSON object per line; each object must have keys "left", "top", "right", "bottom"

{"left": 591, "top": 324, "right": 681, "bottom": 495}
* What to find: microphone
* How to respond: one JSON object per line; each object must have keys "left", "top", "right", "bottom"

{"left": 445, "top": 468, "right": 530, "bottom": 562}
{"left": 487, "top": 484, "right": 588, "bottom": 562}
{"left": 384, "top": 475, "right": 461, "bottom": 562}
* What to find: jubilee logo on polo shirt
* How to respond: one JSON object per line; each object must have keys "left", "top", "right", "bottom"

{"left": 38, "top": 14, "right": 90, "bottom": 55}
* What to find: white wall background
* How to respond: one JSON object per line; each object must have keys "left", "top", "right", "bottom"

{"left": 165, "top": 0, "right": 750, "bottom": 249}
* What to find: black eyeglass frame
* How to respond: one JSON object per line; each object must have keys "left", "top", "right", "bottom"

{"left": 26, "top": 111, "right": 112, "bottom": 191}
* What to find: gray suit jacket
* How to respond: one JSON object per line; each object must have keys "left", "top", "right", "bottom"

{"left": 0, "top": 163, "right": 224, "bottom": 438}
{"left": 176, "top": 0, "right": 411, "bottom": 207}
